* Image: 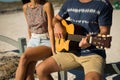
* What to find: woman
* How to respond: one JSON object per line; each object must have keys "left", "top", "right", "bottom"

{"left": 15, "top": 0, "right": 55, "bottom": 80}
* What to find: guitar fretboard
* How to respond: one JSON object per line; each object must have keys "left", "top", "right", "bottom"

{"left": 67, "top": 34, "right": 86, "bottom": 42}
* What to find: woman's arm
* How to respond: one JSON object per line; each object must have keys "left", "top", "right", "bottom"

{"left": 23, "top": 3, "right": 31, "bottom": 39}
{"left": 43, "top": 2, "right": 56, "bottom": 54}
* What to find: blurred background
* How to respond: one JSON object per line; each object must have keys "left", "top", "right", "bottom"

{"left": 0, "top": 0, "right": 120, "bottom": 14}
{"left": 0, "top": 0, "right": 120, "bottom": 80}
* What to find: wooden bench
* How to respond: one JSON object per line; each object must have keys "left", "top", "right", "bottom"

{"left": 0, "top": 35, "right": 27, "bottom": 53}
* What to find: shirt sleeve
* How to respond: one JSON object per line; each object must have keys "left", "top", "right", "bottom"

{"left": 58, "top": 0, "right": 69, "bottom": 19}
{"left": 98, "top": 4, "right": 113, "bottom": 27}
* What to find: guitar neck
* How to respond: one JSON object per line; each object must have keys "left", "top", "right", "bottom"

{"left": 67, "top": 34, "right": 112, "bottom": 48}
{"left": 60, "top": 20, "right": 111, "bottom": 49}
{"left": 67, "top": 34, "right": 85, "bottom": 42}
{"left": 67, "top": 34, "right": 92, "bottom": 43}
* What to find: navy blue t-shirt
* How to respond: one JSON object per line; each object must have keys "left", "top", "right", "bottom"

{"left": 58, "top": 0, "right": 113, "bottom": 58}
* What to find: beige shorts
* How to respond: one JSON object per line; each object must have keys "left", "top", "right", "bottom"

{"left": 52, "top": 52, "right": 105, "bottom": 75}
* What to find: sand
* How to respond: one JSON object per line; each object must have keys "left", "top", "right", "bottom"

{"left": 0, "top": 8, "right": 120, "bottom": 80}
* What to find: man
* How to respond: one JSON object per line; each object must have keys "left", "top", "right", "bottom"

{"left": 36, "top": 0, "right": 113, "bottom": 80}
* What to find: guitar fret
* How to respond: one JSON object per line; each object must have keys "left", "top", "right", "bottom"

{"left": 68, "top": 34, "right": 83, "bottom": 42}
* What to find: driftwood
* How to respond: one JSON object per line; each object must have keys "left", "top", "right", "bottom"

{"left": 0, "top": 52, "right": 20, "bottom": 79}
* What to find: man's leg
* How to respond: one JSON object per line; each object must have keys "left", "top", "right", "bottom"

{"left": 36, "top": 53, "right": 80, "bottom": 80}
{"left": 36, "top": 57, "right": 59, "bottom": 80}
{"left": 85, "top": 72, "right": 102, "bottom": 80}
{"left": 79, "top": 54, "right": 105, "bottom": 80}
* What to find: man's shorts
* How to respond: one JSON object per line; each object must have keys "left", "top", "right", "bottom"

{"left": 52, "top": 52, "right": 105, "bottom": 75}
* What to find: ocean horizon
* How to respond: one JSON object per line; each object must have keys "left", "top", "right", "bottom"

{"left": 0, "top": 0, "right": 21, "bottom": 2}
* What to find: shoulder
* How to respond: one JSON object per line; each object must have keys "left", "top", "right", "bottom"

{"left": 22, "top": 2, "right": 30, "bottom": 11}
{"left": 22, "top": 2, "right": 31, "bottom": 15}
{"left": 43, "top": 2, "right": 53, "bottom": 11}
{"left": 61, "top": 0, "right": 76, "bottom": 8}
{"left": 22, "top": 3, "right": 29, "bottom": 10}
{"left": 63, "top": 0, "right": 73, "bottom": 4}
{"left": 43, "top": 1, "right": 52, "bottom": 8}
{"left": 93, "top": 0, "right": 113, "bottom": 10}
{"left": 95, "top": 0, "right": 112, "bottom": 7}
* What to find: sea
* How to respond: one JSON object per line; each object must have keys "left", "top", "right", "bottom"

{"left": 0, "top": 0, "right": 21, "bottom": 2}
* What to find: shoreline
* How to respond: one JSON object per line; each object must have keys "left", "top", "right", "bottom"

{"left": 0, "top": 1, "right": 62, "bottom": 15}
{"left": 0, "top": 1, "right": 22, "bottom": 14}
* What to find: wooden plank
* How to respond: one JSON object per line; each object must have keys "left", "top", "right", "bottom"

{"left": 18, "top": 38, "right": 27, "bottom": 54}
{"left": 0, "top": 35, "right": 18, "bottom": 48}
{"left": 0, "top": 35, "right": 27, "bottom": 53}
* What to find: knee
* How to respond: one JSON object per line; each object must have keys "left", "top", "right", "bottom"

{"left": 85, "top": 72, "right": 102, "bottom": 80}
{"left": 36, "top": 64, "right": 48, "bottom": 77}
{"left": 19, "top": 53, "right": 30, "bottom": 66}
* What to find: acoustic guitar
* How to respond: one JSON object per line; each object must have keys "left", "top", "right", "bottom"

{"left": 55, "top": 20, "right": 112, "bottom": 52}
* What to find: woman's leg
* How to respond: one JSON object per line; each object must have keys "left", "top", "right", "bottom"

{"left": 26, "top": 61, "right": 36, "bottom": 80}
{"left": 15, "top": 46, "right": 52, "bottom": 80}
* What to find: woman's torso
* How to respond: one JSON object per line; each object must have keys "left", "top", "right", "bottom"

{"left": 26, "top": 3, "right": 48, "bottom": 34}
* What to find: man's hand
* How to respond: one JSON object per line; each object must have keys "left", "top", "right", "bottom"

{"left": 53, "top": 14, "right": 67, "bottom": 39}
{"left": 79, "top": 35, "right": 91, "bottom": 49}
{"left": 54, "top": 23, "right": 66, "bottom": 39}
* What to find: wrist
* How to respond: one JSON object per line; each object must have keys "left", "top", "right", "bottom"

{"left": 54, "top": 22, "right": 61, "bottom": 28}
{"left": 53, "top": 18, "right": 61, "bottom": 28}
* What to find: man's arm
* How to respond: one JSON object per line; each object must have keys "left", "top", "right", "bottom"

{"left": 79, "top": 26, "right": 111, "bottom": 49}
{"left": 53, "top": 14, "right": 66, "bottom": 39}
{"left": 99, "top": 26, "right": 111, "bottom": 35}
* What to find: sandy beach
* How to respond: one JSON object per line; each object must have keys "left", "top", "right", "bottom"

{"left": 0, "top": 6, "right": 120, "bottom": 80}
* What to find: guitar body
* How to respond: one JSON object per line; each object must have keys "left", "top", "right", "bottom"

{"left": 56, "top": 20, "right": 87, "bottom": 52}
{"left": 55, "top": 20, "right": 74, "bottom": 52}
